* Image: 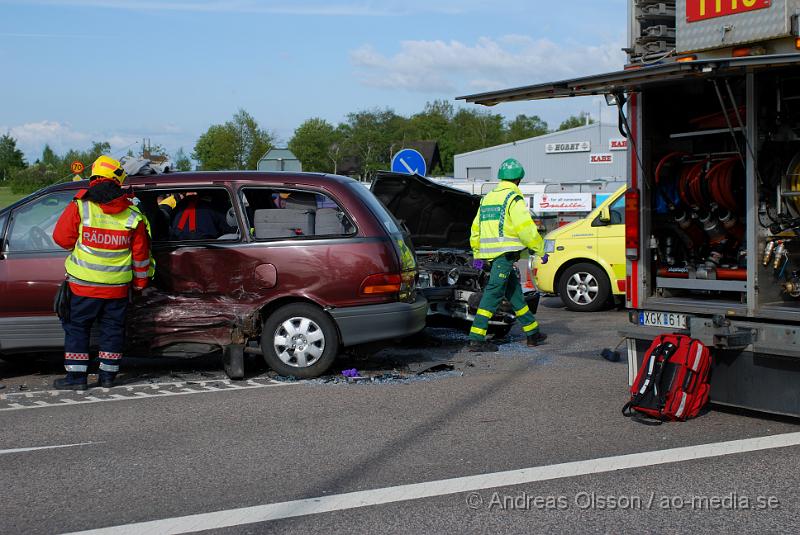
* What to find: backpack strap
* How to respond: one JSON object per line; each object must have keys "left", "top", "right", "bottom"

{"left": 622, "top": 341, "right": 673, "bottom": 425}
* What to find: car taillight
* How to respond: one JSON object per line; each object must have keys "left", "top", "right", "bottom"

{"left": 625, "top": 188, "right": 640, "bottom": 260}
{"left": 360, "top": 273, "right": 403, "bottom": 295}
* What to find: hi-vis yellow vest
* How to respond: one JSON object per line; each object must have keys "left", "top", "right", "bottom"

{"left": 65, "top": 200, "right": 154, "bottom": 286}
{"left": 470, "top": 182, "right": 543, "bottom": 260}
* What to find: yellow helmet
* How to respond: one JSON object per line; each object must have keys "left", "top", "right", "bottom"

{"left": 91, "top": 155, "right": 127, "bottom": 183}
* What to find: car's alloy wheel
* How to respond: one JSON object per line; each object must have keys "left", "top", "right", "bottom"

{"left": 566, "top": 272, "right": 599, "bottom": 306}
{"left": 558, "top": 263, "right": 610, "bottom": 312}
{"left": 261, "top": 303, "right": 339, "bottom": 378}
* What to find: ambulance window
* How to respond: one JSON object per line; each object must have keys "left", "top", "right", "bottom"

{"left": 6, "top": 191, "right": 74, "bottom": 252}
{"left": 609, "top": 196, "right": 625, "bottom": 225}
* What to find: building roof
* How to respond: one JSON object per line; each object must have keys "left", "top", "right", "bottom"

{"left": 337, "top": 156, "right": 362, "bottom": 176}
{"left": 455, "top": 123, "right": 618, "bottom": 158}
{"left": 258, "top": 148, "right": 299, "bottom": 162}
{"left": 400, "top": 141, "right": 442, "bottom": 173}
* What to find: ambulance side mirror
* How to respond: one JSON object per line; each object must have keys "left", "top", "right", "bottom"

{"left": 593, "top": 207, "right": 612, "bottom": 227}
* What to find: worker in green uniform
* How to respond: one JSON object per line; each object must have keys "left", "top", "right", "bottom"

{"left": 468, "top": 158, "right": 547, "bottom": 352}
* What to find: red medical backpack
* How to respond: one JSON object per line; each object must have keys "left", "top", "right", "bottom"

{"left": 623, "top": 334, "right": 712, "bottom": 424}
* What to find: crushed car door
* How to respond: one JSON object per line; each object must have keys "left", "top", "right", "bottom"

{"left": 126, "top": 185, "right": 259, "bottom": 355}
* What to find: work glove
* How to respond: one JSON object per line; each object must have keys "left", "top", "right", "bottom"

{"left": 472, "top": 259, "right": 485, "bottom": 270}
{"left": 540, "top": 253, "right": 549, "bottom": 265}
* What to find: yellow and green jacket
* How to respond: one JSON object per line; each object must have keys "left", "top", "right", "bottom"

{"left": 470, "top": 181, "right": 543, "bottom": 260}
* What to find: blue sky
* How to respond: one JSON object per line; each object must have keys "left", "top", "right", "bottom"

{"left": 0, "top": 0, "right": 628, "bottom": 161}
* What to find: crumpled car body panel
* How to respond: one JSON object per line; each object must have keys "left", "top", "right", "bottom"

{"left": 370, "top": 172, "right": 527, "bottom": 332}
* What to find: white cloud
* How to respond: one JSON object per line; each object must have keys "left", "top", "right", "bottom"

{"left": 350, "top": 35, "right": 626, "bottom": 94}
{"left": 2, "top": 121, "right": 140, "bottom": 161}
{"left": 0, "top": 0, "right": 506, "bottom": 16}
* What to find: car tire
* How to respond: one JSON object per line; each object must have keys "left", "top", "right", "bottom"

{"left": 558, "top": 263, "right": 610, "bottom": 312}
{"left": 260, "top": 303, "right": 339, "bottom": 378}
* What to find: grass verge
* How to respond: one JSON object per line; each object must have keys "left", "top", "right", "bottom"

{"left": 0, "top": 186, "right": 24, "bottom": 209}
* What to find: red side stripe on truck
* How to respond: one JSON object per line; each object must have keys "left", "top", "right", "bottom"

{"left": 630, "top": 92, "right": 639, "bottom": 308}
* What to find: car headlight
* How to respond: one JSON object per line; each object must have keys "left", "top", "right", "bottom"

{"left": 543, "top": 239, "right": 556, "bottom": 254}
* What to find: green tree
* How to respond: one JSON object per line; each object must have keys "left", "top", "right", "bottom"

{"left": 558, "top": 112, "right": 594, "bottom": 131}
{"left": 288, "top": 118, "right": 339, "bottom": 173}
{"left": 173, "top": 148, "right": 192, "bottom": 171}
{"left": 505, "top": 114, "right": 549, "bottom": 143}
{"left": 8, "top": 140, "right": 113, "bottom": 192}
{"left": 451, "top": 109, "right": 505, "bottom": 157}
{"left": 63, "top": 141, "right": 111, "bottom": 178}
{"left": 406, "top": 100, "right": 455, "bottom": 174}
{"left": 41, "top": 144, "right": 60, "bottom": 168}
{"left": 339, "top": 108, "right": 407, "bottom": 180}
{"left": 192, "top": 109, "right": 273, "bottom": 170}
{"left": 0, "top": 134, "right": 26, "bottom": 181}
{"left": 193, "top": 125, "right": 238, "bottom": 170}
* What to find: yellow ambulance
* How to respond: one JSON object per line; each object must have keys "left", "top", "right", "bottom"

{"left": 533, "top": 185, "right": 626, "bottom": 312}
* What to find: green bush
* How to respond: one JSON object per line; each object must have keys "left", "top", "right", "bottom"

{"left": 8, "top": 164, "right": 67, "bottom": 194}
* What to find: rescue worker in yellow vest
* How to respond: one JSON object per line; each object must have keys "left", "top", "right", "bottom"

{"left": 468, "top": 158, "right": 546, "bottom": 352}
{"left": 52, "top": 156, "right": 154, "bottom": 390}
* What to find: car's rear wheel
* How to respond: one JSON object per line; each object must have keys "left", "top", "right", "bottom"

{"left": 558, "top": 263, "right": 610, "bottom": 312}
{"left": 260, "top": 303, "right": 338, "bottom": 378}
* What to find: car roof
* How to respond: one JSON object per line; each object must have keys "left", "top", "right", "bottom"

{"left": 0, "top": 172, "right": 364, "bottom": 214}
{"left": 125, "top": 171, "right": 358, "bottom": 188}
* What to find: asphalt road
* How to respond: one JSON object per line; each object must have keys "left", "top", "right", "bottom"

{"left": 1, "top": 298, "right": 799, "bottom": 534}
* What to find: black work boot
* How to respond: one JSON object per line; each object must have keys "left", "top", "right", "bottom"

{"left": 98, "top": 373, "right": 116, "bottom": 388}
{"left": 527, "top": 332, "right": 548, "bottom": 347}
{"left": 468, "top": 340, "right": 499, "bottom": 353}
{"left": 53, "top": 373, "right": 88, "bottom": 391}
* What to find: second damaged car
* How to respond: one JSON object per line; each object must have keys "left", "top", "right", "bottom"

{"left": 371, "top": 171, "right": 539, "bottom": 339}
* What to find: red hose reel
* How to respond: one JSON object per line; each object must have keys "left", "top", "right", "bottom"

{"left": 655, "top": 153, "right": 744, "bottom": 212}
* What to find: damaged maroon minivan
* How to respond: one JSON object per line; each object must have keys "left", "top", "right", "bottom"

{"left": 0, "top": 172, "right": 427, "bottom": 378}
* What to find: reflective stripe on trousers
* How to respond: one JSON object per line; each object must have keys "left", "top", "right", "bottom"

{"left": 468, "top": 252, "right": 538, "bottom": 341}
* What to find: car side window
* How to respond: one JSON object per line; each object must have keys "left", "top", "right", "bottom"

{"left": 6, "top": 191, "right": 74, "bottom": 252}
{"left": 134, "top": 188, "right": 239, "bottom": 243}
{"left": 242, "top": 188, "right": 354, "bottom": 240}
{"left": 609, "top": 196, "right": 625, "bottom": 225}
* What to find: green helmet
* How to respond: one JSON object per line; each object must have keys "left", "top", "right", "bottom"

{"left": 498, "top": 158, "right": 525, "bottom": 181}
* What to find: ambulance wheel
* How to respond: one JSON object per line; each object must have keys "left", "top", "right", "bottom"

{"left": 559, "top": 263, "right": 610, "bottom": 312}
{"left": 261, "top": 303, "right": 338, "bottom": 378}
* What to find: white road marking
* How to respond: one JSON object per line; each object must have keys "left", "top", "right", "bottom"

{"left": 0, "top": 441, "right": 99, "bottom": 455}
{"left": 0, "top": 380, "right": 295, "bottom": 412}
{"left": 65, "top": 431, "right": 800, "bottom": 535}
{"left": 0, "top": 379, "right": 257, "bottom": 398}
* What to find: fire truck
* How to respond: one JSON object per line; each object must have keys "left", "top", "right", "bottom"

{"left": 460, "top": 0, "right": 800, "bottom": 416}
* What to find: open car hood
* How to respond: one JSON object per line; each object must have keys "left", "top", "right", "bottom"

{"left": 371, "top": 171, "right": 480, "bottom": 250}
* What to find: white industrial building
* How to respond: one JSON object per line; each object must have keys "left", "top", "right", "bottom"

{"left": 454, "top": 123, "right": 628, "bottom": 182}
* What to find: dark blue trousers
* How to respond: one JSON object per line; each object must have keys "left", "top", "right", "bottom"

{"left": 62, "top": 295, "right": 127, "bottom": 378}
